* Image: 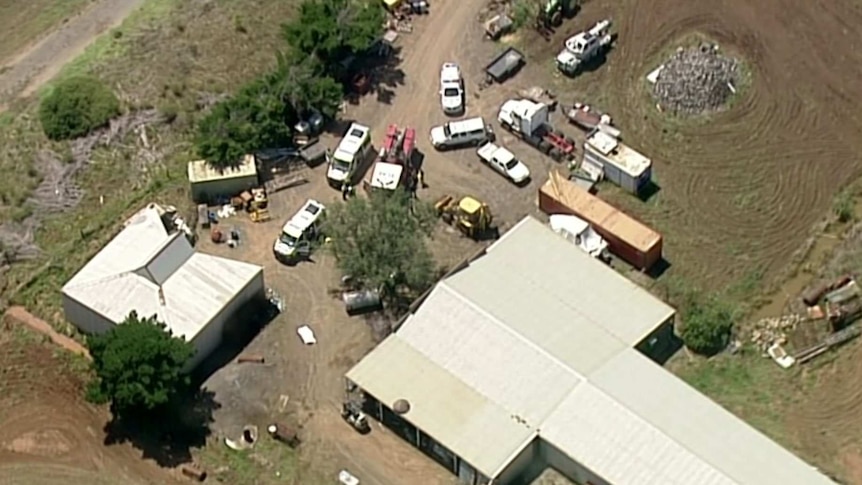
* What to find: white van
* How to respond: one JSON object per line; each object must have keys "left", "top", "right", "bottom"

{"left": 273, "top": 199, "right": 326, "bottom": 263}
{"left": 327, "top": 123, "right": 372, "bottom": 186}
{"left": 430, "top": 117, "right": 494, "bottom": 151}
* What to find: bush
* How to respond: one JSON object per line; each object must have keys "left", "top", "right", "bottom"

{"left": 833, "top": 190, "right": 855, "bottom": 223}
{"left": 39, "top": 76, "right": 120, "bottom": 140}
{"left": 680, "top": 295, "right": 737, "bottom": 356}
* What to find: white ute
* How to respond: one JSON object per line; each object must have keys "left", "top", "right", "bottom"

{"left": 476, "top": 141, "right": 530, "bottom": 184}
{"left": 439, "top": 63, "right": 464, "bottom": 114}
{"left": 549, "top": 214, "right": 609, "bottom": 259}
{"left": 273, "top": 199, "right": 325, "bottom": 263}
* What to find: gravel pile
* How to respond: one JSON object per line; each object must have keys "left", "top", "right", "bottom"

{"left": 653, "top": 43, "right": 739, "bottom": 115}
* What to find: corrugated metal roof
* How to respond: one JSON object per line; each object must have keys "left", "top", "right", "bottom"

{"left": 345, "top": 337, "right": 536, "bottom": 478}
{"left": 348, "top": 216, "right": 835, "bottom": 485}
{"left": 473, "top": 216, "right": 674, "bottom": 345}
{"left": 398, "top": 284, "right": 583, "bottom": 427}
{"left": 541, "top": 379, "right": 737, "bottom": 485}
{"left": 63, "top": 205, "right": 263, "bottom": 341}
{"left": 587, "top": 349, "right": 835, "bottom": 485}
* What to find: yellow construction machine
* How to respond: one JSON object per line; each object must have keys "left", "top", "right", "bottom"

{"left": 434, "top": 195, "right": 498, "bottom": 240}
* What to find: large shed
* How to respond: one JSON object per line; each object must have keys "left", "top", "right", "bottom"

{"left": 62, "top": 204, "right": 266, "bottom": 369}
{"left": 346, "top": 216, "right": 835, "bottom": 485}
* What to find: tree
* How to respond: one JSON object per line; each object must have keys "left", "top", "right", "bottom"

{"left": 266, "top": 53, "right": 344, "bottom": 119}
{"left": 195, "top": 77, "right": 296, "bottom": 168}
{"left": 282, "top": 0, "right": 385, "bottom": 73}
{"left": 324, "top": 190, "right": 437, "bottom": 300}
{"left": 86, "top": 311, "right": 195, "bottom": 417}
{"left": 679, "top": 294, "right": 737, "bottom": 356}
{"left": 39, "top": 76, "right": 120, "bottom": 140}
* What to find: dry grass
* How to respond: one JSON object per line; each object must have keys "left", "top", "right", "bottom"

{"left": 0, "top": 0, "right": 97, "bottom": 65}
{"left": 1, "top": 0, "right": 299, "bottom": 325}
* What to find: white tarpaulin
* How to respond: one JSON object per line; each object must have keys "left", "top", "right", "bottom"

{"left": 549, "top": 214, "right": 608, "bottom": 258}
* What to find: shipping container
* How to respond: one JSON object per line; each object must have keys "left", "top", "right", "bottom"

{"left": 583, "top": 131, "right": 652, "bottom": 195}
{"left": 188, "top": 154, "right": 259, "bottom": 203}
{"left": 538, "top": 172, "right": 662, "bottom": 270}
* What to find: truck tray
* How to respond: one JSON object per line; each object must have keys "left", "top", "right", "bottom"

{"left": 485, "top": 47, "right": 525, "bottom": 83}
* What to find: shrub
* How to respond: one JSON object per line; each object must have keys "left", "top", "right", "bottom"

{"left": 39, "top": 76, "right": 120, "bottom": 140}
{"left": 833, "top": 190, "right": 855, "bottom": 223}
{"left": 680, "top": 295, "right": 737, "bottom": 356}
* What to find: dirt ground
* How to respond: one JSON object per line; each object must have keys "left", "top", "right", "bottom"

{"left": 0, "top": 325, "right": 183, "bottom": 485}
{"left": 0, "top": 0, "right": 95, "bottom": 67}
{"left": 515, "top": 0, "right": 862, "bottom": 290}
{"left": 3, "top": 0, "right": 862, "bottom": 483}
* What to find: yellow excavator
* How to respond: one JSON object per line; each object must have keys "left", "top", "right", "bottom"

{"left": 434, "top": 195, "right": 498, "bottom": 240}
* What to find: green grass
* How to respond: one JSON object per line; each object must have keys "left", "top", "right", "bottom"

{"left": 1, "top": 0, "right": 299, "bottom": 325}
{"left": 197, "top": 435, "right": 300, "bottom": 485}
{"left": 0, "top": 0, "right": 96, "bottom": 65}
{"left": 670, "top": 348, "right": 807, "bottom": 447}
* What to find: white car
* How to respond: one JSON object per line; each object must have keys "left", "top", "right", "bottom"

{"left": 297, "top": 325, "right": 317, "bottom": 345}
{"left": 439, "top": 62, "right": 464, "bottom": 114}
{"left": 476, "top": 141, "right": 530, "bottom": 184}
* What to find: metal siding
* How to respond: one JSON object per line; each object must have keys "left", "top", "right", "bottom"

{"left": 190, "top": 175, "right": 258, "bottom": 203}
{"left": 62, "top": 293, "right": 116, "bottom": 334}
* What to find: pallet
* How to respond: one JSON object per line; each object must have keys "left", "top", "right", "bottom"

{"left": 265, "top": 175, "right": 309, "bottom": 193}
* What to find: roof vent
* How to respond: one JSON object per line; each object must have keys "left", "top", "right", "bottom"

{"left": 158, "top": 287, "right": 166, "bottom": 306}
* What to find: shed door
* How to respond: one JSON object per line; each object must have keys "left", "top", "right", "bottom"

{"left": 458, "top": 460, "right": 477, "bottom": 485}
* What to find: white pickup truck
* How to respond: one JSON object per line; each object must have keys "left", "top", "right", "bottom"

{"left": 476, "top": 141, "right": 530, "bottom": 184}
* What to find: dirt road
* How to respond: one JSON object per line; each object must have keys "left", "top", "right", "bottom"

{"left": 0, "top": 0, "right": 145, "bottom": 105}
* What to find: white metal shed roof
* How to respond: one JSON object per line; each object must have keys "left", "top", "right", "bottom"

{"left": 63, "top": 205, "right": 263, "bottom": 340}
{"left": 346, "top": 216, "right": 835, "bottom": 485}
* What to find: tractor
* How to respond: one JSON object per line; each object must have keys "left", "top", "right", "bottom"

{"left": 536, "top": 0, "right": 578, "bottom": 35}
{"left": 435, "top": 195, "right": 498, "bottom": 240}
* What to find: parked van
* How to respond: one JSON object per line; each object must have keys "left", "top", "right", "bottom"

{"left": 273, "top": 199, "right": 326, "bottom": 263}
{"left": 430, "top": 117, "right": 494, "bottom": 151}
{"left": 327, "top": 123, "right": 372, "bottom": 187}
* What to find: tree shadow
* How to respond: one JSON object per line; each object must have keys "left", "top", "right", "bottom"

{"left": 192, "top": 297, "right": 281, "bottom": 384}
{"left": 102, "top": 389, "right": 220, "bottom": 468}
{"left": 344, "top": 47, "right": 406, "bottom": 105}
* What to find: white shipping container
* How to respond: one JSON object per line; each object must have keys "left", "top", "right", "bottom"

{"left": 583, "top": 131, "right": 652, "bottom": 195}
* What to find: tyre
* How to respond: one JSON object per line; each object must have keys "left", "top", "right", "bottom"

{"left": 549, "top": 148, "right": 562, "bottom": 161}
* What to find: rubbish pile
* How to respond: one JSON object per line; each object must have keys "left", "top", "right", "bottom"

{"left": 749, "top": 314, "right": 805, "bottom": 351}
{"left": 652, "top": 43, "right": 739, "bottom": 115}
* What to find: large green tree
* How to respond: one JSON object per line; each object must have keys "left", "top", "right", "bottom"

{"left": 195, "top": 77, "right": 296, "bottom": 167}
{"left": 87, "top": 312, "right": 195, "bottom": 417}
{"left": 325, "top": 190, "right": 437, "bottom": 300}
{"left": 282, "top": 0, "right": 385, "bottom": 73}
{"left": 39, "top": 76, "right": 120, "bottom": 140}
{"left": 679, "top": 294, "right": 737, "bottom": 356}
{"left": 266, "top": 54, "right": 344, "bottom": 118}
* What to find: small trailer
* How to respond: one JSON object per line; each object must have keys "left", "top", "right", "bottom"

{"left": 484, "top": 14, "right": 513, "bottom": 40}
{"left": 485, "top": 47, "right": 525, "bottom": 84}
{"left": 564, "top": 103, "right": 620, "bottom": 138}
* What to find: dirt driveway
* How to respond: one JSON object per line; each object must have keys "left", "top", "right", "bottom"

{"left": 0, "top": 0, "right": 146, "bottom": 107}
{"left": 195, "top": 1, "right": 568, "bottom": 484}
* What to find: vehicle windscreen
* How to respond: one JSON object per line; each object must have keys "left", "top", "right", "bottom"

{"left": 505, "top": 159, "right": 519, "bottom": 170}
{"left": 443, "top": 88, "right": 460, "bottom": 97}
{"left": 279, "top": 232, "right": 299, "bottom": 247}
{"left": 332, "top": 158, "right": 351, "bottom": 171}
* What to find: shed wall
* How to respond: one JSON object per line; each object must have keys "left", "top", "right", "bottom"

{"left": 187, "top": 269, "right": 266, "bottom": 369}
{"left": 494, "top": 438, "right": 543, "bottom": 485}
{"left": 540, "top": 440, "right": 610, "bottom": 485}
{"left": 62, "top": 293, "right": 116, "bottom": 334}
{"left": 635, "top": 316, "right": 677, "bottom": 363}
{"left": 190, "top": 175, "right": 259, "bottom": 203}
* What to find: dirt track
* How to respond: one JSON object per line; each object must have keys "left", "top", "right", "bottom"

{"left": 0, "top": 328, "right": 181, "bottom": 485}
{"left": 0, "top": 0, "right": 145, "bottom": 106}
